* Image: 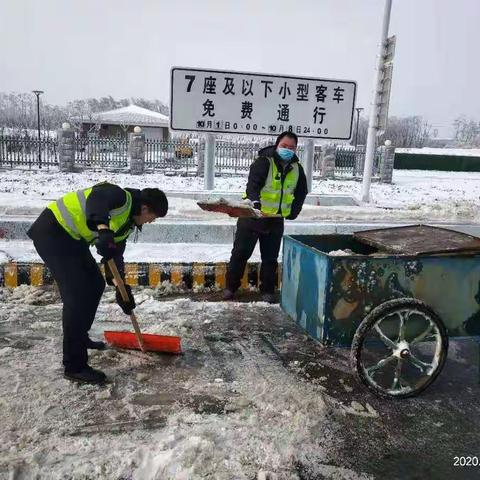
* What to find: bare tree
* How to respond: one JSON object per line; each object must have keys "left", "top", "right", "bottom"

{"left": 0, "top": 92, "right": 40, "bottom": 135}
{"left": 350, "top": 115, "right": 431, "bottom": 148}
{"left": 453, "top": 116, "right": 480, "bottom": 147}
{"left": 65, "top": 99, "right": 95, "bottom": 133}
{"left": 0, "top": 92, "right": 169, "bottom": 135}
{"left": 350, "top": 115, "right": 368, "bottom": 146}
{"left": 380, "top": 116, "right": 431, "bottom": 148}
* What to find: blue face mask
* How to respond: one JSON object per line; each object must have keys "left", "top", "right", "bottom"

{"left": 277, "top": 147, "right": 295, "bottom": 161}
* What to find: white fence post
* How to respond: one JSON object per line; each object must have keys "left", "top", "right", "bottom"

{"left": 379, "top": 139, "right": 395, "bottom": 183}
{"left": 321, "top": 144, "right": 336, "bottom": 179}
{"left": 128, "top": 126, "right": 145, "bottom": 175}
{"left": 57, "top": 122, "right": 75, "bottom": 172}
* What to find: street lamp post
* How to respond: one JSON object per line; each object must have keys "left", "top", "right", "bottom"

{"left": 32, "top": 90, "right": 44, "bottom": 168}
{"left": 361, "top": 0, "right": 393, "bottom": 202}
{"left": 354, "top": 107, "right": 364, "bottom": 148}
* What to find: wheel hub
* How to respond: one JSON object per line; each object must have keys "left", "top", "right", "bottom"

{"left": 393, "top": 340, "right": 410, "bottom": 359}
{"left": 400, "top": 348, "right": 410, "bottom": 359}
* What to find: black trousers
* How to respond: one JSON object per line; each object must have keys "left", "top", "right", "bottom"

{"left": 226, "top": 217, "right": 284, "bottom": 294}
{"left": 28, "top": 210, "right": 105, "bottom": 372}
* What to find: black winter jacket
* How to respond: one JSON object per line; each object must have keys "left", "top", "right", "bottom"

{"left": 245, "top": 145, "right": 308, "bottom": 220}
{"left": 28, "top": 183, "right": 141, "bottom": 281}
{"left": 85, "top": 183, "right": 142, "bottom": 282}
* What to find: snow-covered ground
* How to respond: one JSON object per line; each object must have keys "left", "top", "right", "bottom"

{"left": 0, "top": 168, "right": 480, "bottom": 223}
{"left": 0, "top": 286, "right": 371, "bottom": 480}
{"left": 0, "top": 241, "right": 248, "bottom": 264}
{"left": 0, "top": 168, "right": 479, "bottom": 264}
{"left": 1, "top": 286, "right": 479, "bottom": 479}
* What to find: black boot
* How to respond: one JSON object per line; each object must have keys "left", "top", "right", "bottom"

{"left": 223, "top": 289, "right": 235, "bottom": 300}
{"left": 86, "top": 337, "right": 106, "bottom": 350}
{"left": 64, "top": 366, "right": 107, "bottom": 384}
{"left": 261, "top": 293, "right": 277, "bottom": 304}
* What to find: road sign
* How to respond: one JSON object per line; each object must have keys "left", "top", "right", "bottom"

{"left": 170, "top": 67, "right": 357, "bottom": 139}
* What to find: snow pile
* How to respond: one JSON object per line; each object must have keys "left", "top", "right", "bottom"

{"left": 0, "top": 241, "right": 261, "bottom": 264}
{"left": 131, "top": 369, "right": 329, "bottom": 479}
{"left": 198, "top": 197, "right": 263, "bottom": 218}
{"left": 328, "top": 249, "right": 355, "bottom": 256}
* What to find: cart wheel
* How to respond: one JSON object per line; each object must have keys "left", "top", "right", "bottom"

{"left": 351, "top": 298, "right": 448, "bottom": 399}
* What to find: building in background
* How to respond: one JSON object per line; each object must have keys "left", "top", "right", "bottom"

{"left": 79, "top": 105, "right": 170, "bottom": 140}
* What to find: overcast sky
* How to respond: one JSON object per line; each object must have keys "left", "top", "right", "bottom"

{"left": 1, "top": 0, "right": 478, "bottom": 136}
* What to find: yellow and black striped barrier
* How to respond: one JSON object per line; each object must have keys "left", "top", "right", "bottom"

{"left": 0, "top": 262, "right": 282, "bottom": 290}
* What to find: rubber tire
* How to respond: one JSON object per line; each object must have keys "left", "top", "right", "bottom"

{"left": 350, "top": 298, "right": 449, "bottom": 399}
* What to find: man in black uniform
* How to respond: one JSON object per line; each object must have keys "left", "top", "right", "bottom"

{"left": 27, "top": 183, "right": 168, "bottom": 384}
{"left": 224, "top": 132, "right": 308, "bottom": 303}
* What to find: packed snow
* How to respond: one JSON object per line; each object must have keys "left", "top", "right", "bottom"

{"left": 0, "top": 286, "right": 374, "bottom": 480}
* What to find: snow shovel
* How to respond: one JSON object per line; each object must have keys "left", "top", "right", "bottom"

{"left": 103, "top": 259, "right": 182, "bottom": 354}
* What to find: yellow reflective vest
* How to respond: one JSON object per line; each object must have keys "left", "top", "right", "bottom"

{"left": 258, "top": 158, "right": 299, "bottom": 217}
{"left": 48, "top": 185, "right": 133, "bottom": 244}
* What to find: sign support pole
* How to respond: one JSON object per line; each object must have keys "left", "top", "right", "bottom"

{"left": 361, "top": 0, "right": 393, "bottom": 203}
{"left": 304, "top": 139, "right": 314, "bottom": 192}
{"left": 204, "top": 133, "right": 215, "bottom": 190}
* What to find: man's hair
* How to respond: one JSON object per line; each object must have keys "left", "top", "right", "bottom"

{"left": 140, "top": 188, "right": 168, "bottom": 217}
{"left": 275, "top": 131, "right": 298, "bottom": 148}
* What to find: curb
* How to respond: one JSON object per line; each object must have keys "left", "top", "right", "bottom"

{"left": 0, "top": 262, "right": 282, "bottom": 290}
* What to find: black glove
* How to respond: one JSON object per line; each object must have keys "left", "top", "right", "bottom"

{"left": 115, "top": 284, "right": 136, "bottom": 314}
{"left": 95, "top": 229, "right": 116, "bottom": 260}
{"left": 286, "top": 206, "right": 301, "bottom": 220}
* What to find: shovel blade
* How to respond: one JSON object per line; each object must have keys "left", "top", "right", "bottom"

{"left": 104, "top": 330, "right": 182, "bottom": 354}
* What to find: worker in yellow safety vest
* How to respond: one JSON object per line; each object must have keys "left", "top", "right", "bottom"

{"left": 224, "top": 132, "right": 308, "bottom": 303}
{"left": 27, "top": 183, "right": 168, "bottom": 384}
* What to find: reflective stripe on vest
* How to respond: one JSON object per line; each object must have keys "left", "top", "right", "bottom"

{"left": 258, "top": 158, "right": 299, "bottom": 217}
{"left": 47, "top": 186, "right": 133, "bottom": 243}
